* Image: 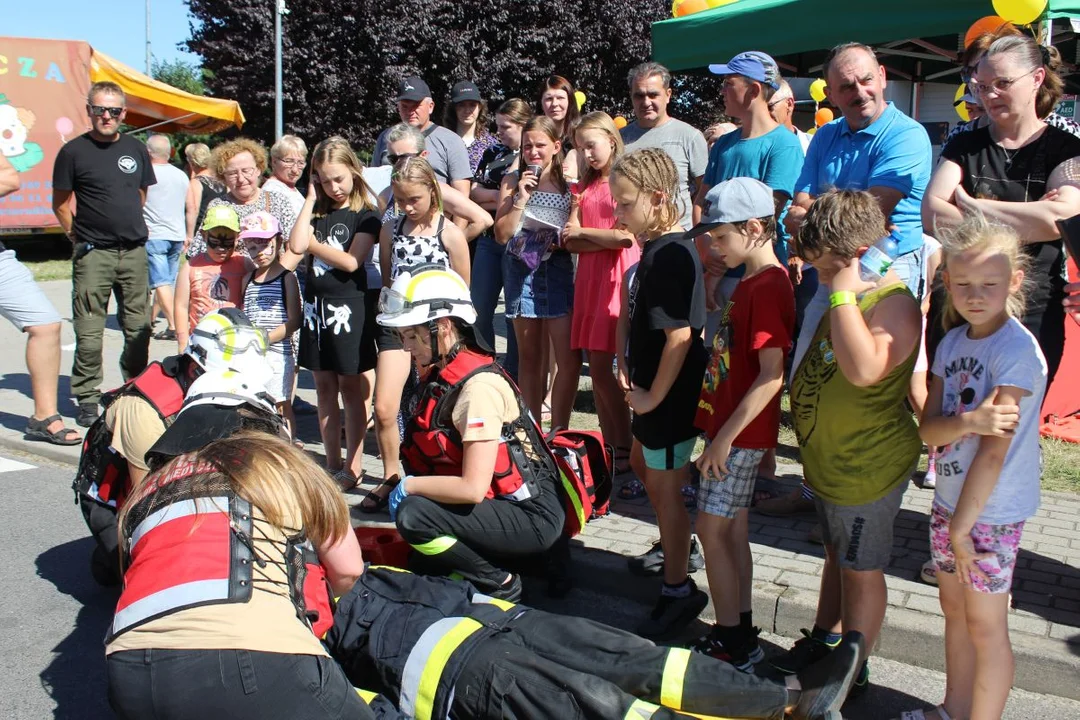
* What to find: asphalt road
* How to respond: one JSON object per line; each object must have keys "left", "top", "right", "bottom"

{"left": 2, "top": 448, "right": 1078, "bottom": 720}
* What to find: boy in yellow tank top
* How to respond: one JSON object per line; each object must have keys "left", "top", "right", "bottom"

{"left": 775, "top": 190, "right": 922, "bottom": 694}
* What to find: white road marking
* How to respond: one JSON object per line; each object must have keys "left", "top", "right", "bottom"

{"left": 0, "top": 456, "right": 36, "bottom": 473}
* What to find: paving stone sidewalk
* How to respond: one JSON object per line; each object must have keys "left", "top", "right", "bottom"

{"left": 3, "top": 279, "right": 1078, "bottom": 698}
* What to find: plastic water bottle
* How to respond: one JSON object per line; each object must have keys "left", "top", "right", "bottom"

{"left": 859, "top": 235, "right": 899, "bottom": 282}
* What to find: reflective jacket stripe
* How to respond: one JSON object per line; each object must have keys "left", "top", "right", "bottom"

{"left": 398, "top": 595, "right": 519, "bottom": 719}
{"left": 111, "top": 578, "right": 230, "bottom": 637}
{"left": 355, "top": 688, "right": 378, "bottom": 703}
{"left": 399, "top": 617, "right": 483, "bottom": 720}
{"left": 129, "top": 496, "right": 229, "bottom": 549}
{"left": 661, "top": 647, "right": 691, "bottom": 710}
{"left": 625, "top": 699, "right": 660, "bottom": 719}
{"left": 411, "top": 535, "right": 458, "bottom": 556}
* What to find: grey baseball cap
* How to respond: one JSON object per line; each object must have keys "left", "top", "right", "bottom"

{"left": 685, "top": 177, "right": 775, "bottom": 237}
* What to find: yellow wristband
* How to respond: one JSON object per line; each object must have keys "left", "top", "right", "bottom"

{"left": 830, "top": 291, "right": 857, "bottom": 309}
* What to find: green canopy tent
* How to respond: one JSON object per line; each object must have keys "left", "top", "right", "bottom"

{"left": 652, "top": 0, "right": 1080, "bottom": 77}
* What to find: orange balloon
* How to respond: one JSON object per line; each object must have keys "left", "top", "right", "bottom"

{"left": 815, "top": 108, "right": 834, "bottom": 127}
{"left": 964, "top": 16, "right": 1012, "bottom": 48}
{"left": 673, "top": 0, "right": 709, "bottom": 17}
{"left": 613, "top": 115, "right": 628, "bottom": 129}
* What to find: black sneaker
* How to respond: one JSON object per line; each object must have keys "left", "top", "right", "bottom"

{"left": 627, "top": 536, "right": 705, "bottom": 577}
{"left": 770, "top": 628, "right": 841, "bottom": 675}
{"left": 489, "top": 573, "right": 523, "bottom": 603}
{"left": 635, "top": 580, "right": 708, "bottom": 638}
{"left": 689, "top": 627, "right": 760, "bottom": 673}
{"left": 847, "top": 661, "right": 870, "bottom": 699}
{"left": 76, "top": 403, "right": 99, "bottom": 428}
{"left": 791, "top": 631, "right": 864, "bottom": 720}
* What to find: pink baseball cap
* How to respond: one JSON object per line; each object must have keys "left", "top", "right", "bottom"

{"left": 238, "top": 211, "right": 281, "bottom": 240}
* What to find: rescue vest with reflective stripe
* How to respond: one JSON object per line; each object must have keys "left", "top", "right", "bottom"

{"left": 397, "top": 594, "right": 524, "bottom": 720}
{"left": 400, "top": 349, "right": 554, "bottom": 502}
{"left": 73, "top": 360, "right": 186, "bottom": 510}
{"left": 108, "top": 460, "right": 333, "bottom": 643}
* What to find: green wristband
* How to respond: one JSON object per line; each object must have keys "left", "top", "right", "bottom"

{"left": 830, "top": 291, "right": 857, "bottom": 309}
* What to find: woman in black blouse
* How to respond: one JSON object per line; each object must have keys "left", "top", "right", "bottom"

{"left": 924, "top": 35, "right": 1080, "bottom": 384}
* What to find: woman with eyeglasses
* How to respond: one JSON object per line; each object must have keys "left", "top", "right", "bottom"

{"left": 943, "top": 28, "right": 1080, "bottom": 149}
{"left": 262, "top": 135, "right": 309, "bottom": 217}
{"left": 186, "top": 138, "right": 302, "bottom": 260}
{"left": 924, "top": 34, "right": 1080, "bottom": 389}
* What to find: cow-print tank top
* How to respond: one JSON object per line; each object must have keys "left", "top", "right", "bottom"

{"left": 389, "top": 214, "right": 451, "bottom": 280}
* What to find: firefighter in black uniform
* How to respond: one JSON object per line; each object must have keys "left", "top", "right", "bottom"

{"left": 326, "top": 565, "right": 862, "bottom": 720}
{"left": 376, "top": 266, "right": 566, "bottom": 601}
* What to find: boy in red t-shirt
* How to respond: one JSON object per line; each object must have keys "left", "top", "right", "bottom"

{"left": 689, "top": 177, "right": 795, "bottom": 670}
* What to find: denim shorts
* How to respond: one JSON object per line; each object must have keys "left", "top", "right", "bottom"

{"left": 146, "top": 239, "right": 182, "bottom": 289}
{"left": 503, "top": 249, "right": 574, "bottom": 320}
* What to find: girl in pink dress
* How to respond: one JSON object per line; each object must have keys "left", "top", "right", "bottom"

{"left": 563, "top": 112, "right": 640, "bottom": 475}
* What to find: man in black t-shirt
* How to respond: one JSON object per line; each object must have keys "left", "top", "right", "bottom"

{"left": 52, "top": 81, "right": 156, "bottom": 427}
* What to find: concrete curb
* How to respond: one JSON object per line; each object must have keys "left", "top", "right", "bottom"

{"left": 0, "top": 431, "right": 80, "bottom": 468}
{"left": 563, "top": 543, "right": 1080, "bottom": 701}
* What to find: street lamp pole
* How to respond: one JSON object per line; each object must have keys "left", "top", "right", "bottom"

{"left": 274, "top": 0, "right": 287, "bottom": 141}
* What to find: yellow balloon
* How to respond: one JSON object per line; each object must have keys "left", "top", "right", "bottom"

{"left": 992, "top": 0, "right": 1047, "bottom": 25}
{"left": 809, "top": 78, "right": 827, "bottom": 104}
{"left": 954, "top": 84, "right": 971, "bottom": 123}
{"left": 672, "top": 0, "right": 709, "bottom": 17}
{"left": 574, "top": 91, "right": 587, "bottom": 110}
{"left": 807, "top": 127, "right": 817, "bottom": 136}
{"left": 706, "top": 0, "right": 739, "bottom": 7}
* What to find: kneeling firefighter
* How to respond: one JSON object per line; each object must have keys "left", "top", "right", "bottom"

{"left": 326, "top": 566, "right": 863, "bottom": 720}
{"left": 105, "top": 372, "right": 391, "bottom": 720}
{"left": 73, "top": 307, "right": 270, "bottom": 585}
{"left": 377, "top": 266, "right": 566, "bottom": 601}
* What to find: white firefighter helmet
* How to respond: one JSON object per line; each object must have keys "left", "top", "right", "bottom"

{"left": 180, "top": 368, "right": 278, "bottom": 417}
{"left": 376, "top": 264, "right": 476, "bottom": 328}
{"left": 185, "top": 308, "right": 272, "bottom": 382}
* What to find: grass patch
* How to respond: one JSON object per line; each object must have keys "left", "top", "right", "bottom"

{"left": 7, "top": 237, "right": 73, "bottom": 282}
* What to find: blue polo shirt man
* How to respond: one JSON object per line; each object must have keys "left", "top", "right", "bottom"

{"left": 787, "top": 43, "right": 931, "bottom": 376}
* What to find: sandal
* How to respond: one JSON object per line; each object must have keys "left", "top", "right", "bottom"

{"left": 617, "top": 477, "right": 646, "bottom": 500}
{"left": 333, "top": 469, "right": 360, "bottom": 493}
{"left": 24, "top": 414, "right": 81, "bottom": 446}
{"left": 613, "top": 446, "right": 634, "bottom": 476}
{"left": 897, "top": 706, "right": 952, "bottom": 720}
{"left": 153, "top": 328, "right": 177, "bottom": 341}
{"left": 359, "top": 474, "right": 400, "bottom": 513}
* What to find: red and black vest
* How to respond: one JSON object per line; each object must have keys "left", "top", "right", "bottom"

{"left": 108, "top": 457, "right": 334, "bottom": 643}
{"left": 400, "top": 350, "right": 556, "bottom": 502}
{"left": 73, "top": 360, "right": 186, "bottom": 511}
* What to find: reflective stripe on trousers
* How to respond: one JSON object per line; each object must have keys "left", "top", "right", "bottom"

{"left": 397, "top": 595, "right": 518, "bottom": 720}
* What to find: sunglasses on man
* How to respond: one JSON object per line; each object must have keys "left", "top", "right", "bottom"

{"left": 387, "top": 152, "right": 419, "bottom": 165}
{"left": 88, "top": 105, "right": 124, "bottom": 118}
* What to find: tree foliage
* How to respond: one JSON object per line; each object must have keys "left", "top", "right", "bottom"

{"left": 186, "top": 0, "right": 725, "bottom": 152}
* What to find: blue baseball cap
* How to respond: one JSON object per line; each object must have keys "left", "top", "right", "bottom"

{"left": 709, "top": 51, "right": 781, "bottom": 90}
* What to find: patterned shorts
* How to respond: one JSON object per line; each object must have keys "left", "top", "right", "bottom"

{"left": 930, "top": 501, "right": 1025, "bottom": 594}
{"left": 697, "top": 447, "right": 766, "bottom": 519}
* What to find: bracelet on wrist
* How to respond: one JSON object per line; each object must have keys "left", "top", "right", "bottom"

{"left": 829, "top": 290, "right": 857, "bottom": 309}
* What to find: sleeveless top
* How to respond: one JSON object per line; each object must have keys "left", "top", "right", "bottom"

{"left": 194, "top": 175, "right": 226, "bottom": 233}
{"left": 187, "top": 254, "right": 248, "bottom": 333}
{"left": 389, "top": 214, "right": 450, "bottom": 280}
{"left": 790, "top": 283, "right": 921, "bottom": 505}
{"left": 243, "top": 270, "right": 297, "bottom": 357}
{"left": 521, "top": 190, "right": 571, "bottom": 232}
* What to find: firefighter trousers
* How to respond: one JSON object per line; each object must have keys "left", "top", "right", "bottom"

{"left": 451, "top": 608, "right": 790, "bottom": 720}
{"left": 395, "top": 486, "right": 563, "bottom": 595}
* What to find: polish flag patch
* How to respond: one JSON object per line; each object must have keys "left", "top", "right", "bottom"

{"left": 466, "top": 417, "right": 485, "bottom": 430}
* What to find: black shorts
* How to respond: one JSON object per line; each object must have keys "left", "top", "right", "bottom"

{"left": 361, "top": 288, "right": 403, "bottom": 354}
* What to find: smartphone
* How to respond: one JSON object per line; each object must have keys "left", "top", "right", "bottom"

{"left": 1055, "top": 214, "right": 1080, "bottom": 262}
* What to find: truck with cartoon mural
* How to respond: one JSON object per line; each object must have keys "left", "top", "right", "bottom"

{"left": 0, "top": 36, "right": 244, "bottom": 236}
